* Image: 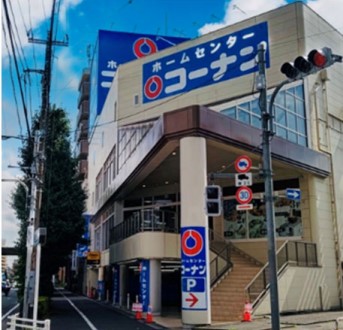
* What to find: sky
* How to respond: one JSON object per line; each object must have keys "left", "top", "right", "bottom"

{"left": 1, "top": 0, "right": 343, "bottom": 267}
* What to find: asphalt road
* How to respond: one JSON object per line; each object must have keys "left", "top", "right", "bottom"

{"left": 2, "top": 288, "right": 20, "bottom": 329}
{"left": 50, "top": 290, "right": 164, "bottom": 330}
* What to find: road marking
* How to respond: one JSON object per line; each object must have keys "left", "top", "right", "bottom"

{"left": 59, "top": 291, "right": 98, "bottom": 330}
{"left": 2, "top": 303, "right": 19, "bottom": 321}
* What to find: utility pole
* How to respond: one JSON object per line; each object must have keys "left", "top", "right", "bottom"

{"left": 256, "top": 43, "right": 280, "bottom": 330}
{"left": 22, "top": 0, "right": 68, "bottom": 321}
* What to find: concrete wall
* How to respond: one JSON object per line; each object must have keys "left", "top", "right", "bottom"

{"left": 110, "top": 232, "right": 180, "bottom": 263}
{"left": 87, "top": 77, "right": 118, "bottom": 214}
{"left": 254, "top": 266, "right": 329, "bottom": 315}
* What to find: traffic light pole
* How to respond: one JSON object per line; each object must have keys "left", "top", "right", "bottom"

{"left": 257, "top": 43, "right": 280, "bottom": 330}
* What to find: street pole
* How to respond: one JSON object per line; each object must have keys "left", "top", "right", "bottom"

{"left": 33, "top": 242, "right": 42, "bottom": 326}
{"left": 257, "top": 43, "right": 280, "bottom": 330}
{"left": 2, "top": 177, "right": 33, "bottom": 318}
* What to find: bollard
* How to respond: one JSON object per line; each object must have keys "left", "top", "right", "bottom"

{"left": 127, "top": 293, "right": 130, "bottom": 310}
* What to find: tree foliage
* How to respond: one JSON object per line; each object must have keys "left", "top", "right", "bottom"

{"left": 13, "top": 107, "right": 86, "bottom": 297}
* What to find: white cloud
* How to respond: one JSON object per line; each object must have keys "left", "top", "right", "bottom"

{"left": 2, "top": 0, "right": 52, "bottom": 58}
{"left": 2, "top": 168, "right": 22, "bottom": 247}
{"left": 59, "top": 0, "right": 84, "bottom": 29}
{"left": 54, "top": 48, "right": 79, "bottom": 90}
{"left": 198, "top": 0, "right": 343, "bottom": 35}
{"left": 198, "top": 0, "right": 286, "bottom": 35}
{"left": 2, "top": 0, "right": 84, "bottom": 60}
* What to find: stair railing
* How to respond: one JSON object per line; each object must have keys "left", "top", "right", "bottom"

{"left": 209, "top": 229, "right": 233, "bottom": 286}
{"left": 245, "top": 240, "right": 318, "bottom": 306}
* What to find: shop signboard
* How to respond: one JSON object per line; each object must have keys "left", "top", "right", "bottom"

{"left": 86, "top": 251, "right": 101, "bottom": 265}
{"left": 139, "top": 260, "right": 150, "bottom": 312}
{"left": 143, "top": 22, "right": 269, "bottom": 103}
{"left": 112, "top": 264, "right": 120, "bottom": 304}
{"left": 90, "top": 30, "right": 188, "bottom": 128}
{"left": 181, "top": 226, "right": 208, "bottom": 310}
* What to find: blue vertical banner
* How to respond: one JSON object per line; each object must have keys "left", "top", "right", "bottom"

{"left": 97, "top": 280, "right": 105, "bottom": 300}
{"left": 112, "top": 264, "right": 120, "bottom": 304}
{"left": 139, "top": 260, "right": 150, "bottom": 312}
{"left": 181, "top": 226, "right": 208, "bottom": 310}
{"left": 143, "top": 22, "right": 270, "bottom": 103}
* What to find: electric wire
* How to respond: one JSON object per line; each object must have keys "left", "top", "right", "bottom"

{"left": 27, "top": 0, "right": 41, "bottom": 100}
{"left": 3, "top": 0, "right": 31, "bottom": 139}
{"left": 2, "top": 19, "right": 24, "bottom": 138}
{"left": 8, "top": 0, "right": 30, "bottom": 71}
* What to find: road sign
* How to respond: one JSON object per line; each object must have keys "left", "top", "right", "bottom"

{"left": 236, "top": 204, "right": 253, "bottom": 211}
{"left": 235, "top": 173, "right": 252, "bottom": 187}
{"left": 234, "top": 155, "right": 252, "bottom": 173}
{"left": 181, "top": 227, "right": 208, "bottom": 310}
{"left": 286, "top": 188, "right": 301, "bottom": 201}
{"left": 236, "top": 186, "right": 253, "bottom": 204}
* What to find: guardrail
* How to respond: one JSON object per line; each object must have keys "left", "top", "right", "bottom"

{"left": 7, "top": 313, "right": 50, "bottom": 330}
{"left": 245, "top": 240, "right": 318, "bottom": 305}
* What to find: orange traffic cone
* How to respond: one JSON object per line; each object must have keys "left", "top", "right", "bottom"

{"left": 135, "top": 310, "right": 142, "bottom": 320}
{"left": 145, "top": 305, "right": 153, "bottom": 323}
{"left": 242, "top": 300, "right": 252, "bottom": 322}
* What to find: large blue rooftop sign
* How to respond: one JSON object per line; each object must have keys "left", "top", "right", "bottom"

{"left": 90, "top": 30, "right": 188, "bottom": 126}
{"left": 142, "top": 22, "right": 270, "bottom": 103}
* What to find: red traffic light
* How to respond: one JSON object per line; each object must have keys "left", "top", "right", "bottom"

{"left": 308, "top": 48, "right": 330, "bottom": 68}
{"left": 280, "top": 47, "right": 341, "bottom": 80}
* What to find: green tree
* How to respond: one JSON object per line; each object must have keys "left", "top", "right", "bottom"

{"left": 12, "top": 107, "right": 87, "bottom": 298}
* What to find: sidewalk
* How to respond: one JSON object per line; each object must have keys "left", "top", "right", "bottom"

{"left": 196, "top": 311, "right": 343, "bottom": 330}
{"left": 86, "top": 296, "right": 343, "bottom": 330}
{"left": 107, "top": 301, "right": 343, "bottom": 330}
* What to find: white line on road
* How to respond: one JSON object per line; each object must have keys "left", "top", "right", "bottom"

{"left": 2, "top": 303, "right": 19, "bottom": 321}
{"left": 59, "top": 291, "right": 98, "bottom": 330}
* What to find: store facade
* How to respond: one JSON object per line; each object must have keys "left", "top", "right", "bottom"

{"left": 86, "top": 2, "right": 343, "bottom": 324}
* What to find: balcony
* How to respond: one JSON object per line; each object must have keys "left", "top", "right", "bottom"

{"left": 76, "top": 140, "right": 89, "bottom": 159}
{"left": 77, "top": 82, "right": 90, "bottom": 106}
{"left": 75, "top": 120, "right": 89, "bottom": 142}
{"left": 78, "top": 159, "right": 88, "bottom": 177}
{"left": 78, "top": 68, "right": 90, "bottom": 90}
{"left": 77, "top": 100, "right": 90, "bottom": 125}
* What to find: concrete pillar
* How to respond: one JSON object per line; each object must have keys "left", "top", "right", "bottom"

{"left": 180, "top": 136, "right": 211, "bottom": 325}
{"left": 119, "top": 264, "right": 127, "bottom": 307}
{"left": 149, "top": 259, "right": 161, "bottom": 314}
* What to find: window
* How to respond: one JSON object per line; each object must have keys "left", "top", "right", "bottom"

{"left": 223, "top": 197, "right": 302, "bottom": 239}
{"left": 134, "top": 94, "right": 139, "bottom": 105}
{"left": 95, "top": 227, "right": 101, "bottom": 251}
{"left": 215, "top": 83, "right": 307, "bottom": 147}
{"left": 95, "top": 171, "right": 102, "bottom": 202}
{"left": 114, "top": 101, "right": 117, "bottom": 121}
{"left": 102, "top": 220, "right": 109, "bottom": 249}
{"left": 112, "top": 145, "right": 117, "bottom": 180}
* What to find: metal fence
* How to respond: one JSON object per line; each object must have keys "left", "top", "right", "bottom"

{"left": 110, "top": 208, "right": 179, "bottom": 244}
{"left": 245, "top": 240, "right": 318, "bottom": 305}
{"left": 7, "top": 314, "right": 50, "bottom": 330}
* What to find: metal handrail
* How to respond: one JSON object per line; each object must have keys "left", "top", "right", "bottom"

{"left": 245, "top": 240, "right": 318, "bottom": 306}
{"left": 209, "top": 229, "right": 233, "bottom": 287}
